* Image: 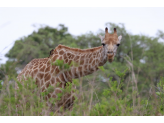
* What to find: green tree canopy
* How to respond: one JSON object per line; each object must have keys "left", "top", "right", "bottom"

{"left": 5, "top": 24, "right": 76, "bottom": 69}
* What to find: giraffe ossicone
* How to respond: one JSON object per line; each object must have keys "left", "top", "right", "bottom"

{"left": 16, "top": 27, "right": 122, "bottom": 112}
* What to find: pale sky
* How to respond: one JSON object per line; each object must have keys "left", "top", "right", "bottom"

{"left": 0, "top": 7, "right": 164, "bottom": 64}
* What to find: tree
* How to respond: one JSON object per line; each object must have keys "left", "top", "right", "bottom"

{"left": 5, "top": 24, "right": 76, "bottom": 70}
{"left": 0, "top": 61, "right": 17, "bottom": 80}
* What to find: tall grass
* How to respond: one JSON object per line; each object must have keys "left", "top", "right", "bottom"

{"left": 0, "top": 64, "right": 164, "bottom": 116}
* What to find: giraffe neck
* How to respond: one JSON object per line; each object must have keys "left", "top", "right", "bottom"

{"left": 73, "top": 45, "right": 107, "bottom": 78}
{"left": 51, "top": 45, "right": 107, "bottom": 80}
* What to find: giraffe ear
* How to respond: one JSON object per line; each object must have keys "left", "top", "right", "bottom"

{"left": 118, "top": 35, "right": 122, "bottom": 41}
{"left": 99, "top": 35, "right": 104, "bottom": 43}
{"left": 117, "top": 35, "right": 122, "bottom": 44}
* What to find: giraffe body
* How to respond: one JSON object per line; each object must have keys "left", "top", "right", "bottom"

{"left": 16, "top": 27, "right": 122, "bottom": 112}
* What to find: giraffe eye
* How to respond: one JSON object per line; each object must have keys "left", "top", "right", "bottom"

{"left": 102, "top": 43, "right": 106, "bottom": 46}
{"left": 116, "top": 44, "right": 120, "bottom": 47}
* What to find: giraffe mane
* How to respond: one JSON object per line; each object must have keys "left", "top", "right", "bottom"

{"left": 49, "top": 44, "right": 103, "bottom": 57}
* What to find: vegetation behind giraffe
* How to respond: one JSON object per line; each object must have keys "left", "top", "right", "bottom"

{"left": 0, "top": 23, "right": 164, "bottom": 115}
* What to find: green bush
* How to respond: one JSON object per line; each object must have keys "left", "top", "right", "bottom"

{"left": 0, "top": 66, "right": 164, "bottom": 116}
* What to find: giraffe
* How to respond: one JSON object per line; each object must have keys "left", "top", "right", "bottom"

{"left": 16, "top": 27, "right": 122, "bottom": 113}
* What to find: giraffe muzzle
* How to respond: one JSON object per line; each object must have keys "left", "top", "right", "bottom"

{"left": 107, "top": 53, "right": 114, "bottom": 63}
{"left": 107, "top": 51, "right": 113, "bottom": 54}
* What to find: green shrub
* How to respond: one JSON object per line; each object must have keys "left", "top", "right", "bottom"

{"left": 0, "top": 66, "right": 164, "bottom": 116}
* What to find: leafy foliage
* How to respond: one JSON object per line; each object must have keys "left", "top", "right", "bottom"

{"left": 5, "top": 24, "right": 76, "bottom": 69}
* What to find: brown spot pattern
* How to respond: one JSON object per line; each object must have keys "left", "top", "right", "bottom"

{"left": 59, "top": 56, "right": 62, "bottom": 60}
{"left": 55, "top": 89, "right": 62, "bottom": 94}
{"left": 64, "top": 71, "right": 72, "bottom": 82}
{"left": 33, "top": 69, "right": 38, "bottom": 75}
{"left": 89, "top": 58, "right": 93, "bottom": 63}
{"left": 93, "top": 52, "right": 97, "bottom": 56}
{"left": 78, "top": 66, "right": 82, "bottom": 72}
{"left": 63, "top": 53, "right": 67, "bottom": 59}
{"left": 40, "top": 65, "right": 46, "bottom": 72}
{"left": 51, "top": 77, "right": 55, "bottom": 84}
{"left": 25, "top": 71, "right": 29, "bottom": 76}
{"left": 65, "top": 59, "right": 68, "bottom": 63}
{"left": 68, "top": 54, "right": 75, "bottom": 59}
{"left": 68, "top": 60, "right": 72, "bottom": 65}
{"left": 35, "top": 78, "right": 40, "bottom": 86}
{"left": 52, "top": 94, "right": 57, "bottom": 98}
{"left": 44, "top": 73, "right": 51, "bottom": 82}
{"left": 53, "top": 55, "right": 59, "bottom": 61}
{"left": 59, "top": 50, "right": 64, "bottom": 55}
{"left": 47, "top": 93, "right": 51, "bottom": 98}
{"left": 55, "top": 67, "right": 60, "bottom": 74}
{"left": 68, "top": 71, "right": 72, "bottom": 77}
{"left": 89, "top": 54, "right": 92, "bottom": 58}
{"left": 80, "top": 60, "right": 84, "bottom": 65}
{"left": 59, "top": 73, "right": 65, "bottom": 82}
{"left": 56, "top": 77, "right": 60, "bottom": 82}
{"left": 50, "top": 68, "right": 54, "bottom": 73}
{"left": 42, "top": 86, "right": 45, "bottom": 92}
{"left": 72, "top": 68, "right": 76, "bottom": 77}
{"left": 67, "top": 52, "right": 71, "bottom": 56}
{"left": 92, "top": 60, "right": 95, "bottom": 66}
{"left": 85, "top": 59, "right": 89, "bottom": 64}
{"left": 37, "top": 73, "right": 44, "bottom": 79}
{"left": 74, "top": 56, "right": 79, "bottom": 61}
{"left": 41, "top": 80, "right": 44, "bottom": 86}
{"left": 45, "top": 66, "right": 50, "bottom": 72}
{"left": 74, "top": 68, "right": 79, "bottom": 77}
{"left": 96, "top": 59, "right": 99, "bottom": 64}
{"left": 84, "top": 65, "right": 88, "bottom": 70}
{"left": 52, "top": 64, "right": 56, "bottom": 69}
{"left": 46, "top": 81, "right": 50, "bottom": 88}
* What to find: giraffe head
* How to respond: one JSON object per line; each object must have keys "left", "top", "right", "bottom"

{"left": 99, "top": 27, "right": 122, "bottom": 62}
